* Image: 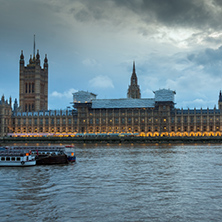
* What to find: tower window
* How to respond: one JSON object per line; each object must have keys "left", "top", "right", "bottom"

{"left": 32, "top": 83, "right": 35, "bottom": 93}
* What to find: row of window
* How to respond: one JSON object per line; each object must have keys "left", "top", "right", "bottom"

{"left": 14, "top": 126, "right": 73, "bottom": 133}
{"left": 1, "top": 157, "right": 21, "bottom": 161}
{"left": 25, "top": 82, "right": 35, "bottom": 94}
{"left": 25, "top": 104, "right": 35, "bottom": 112}
{"left": 86, "top": 111, "right": 148, "bottom": 116}
{"left": 16, "top": 118, "right": 73, "bottom": 125}
{"left": 82, "top": 117, "right": 221, "bottom": 125}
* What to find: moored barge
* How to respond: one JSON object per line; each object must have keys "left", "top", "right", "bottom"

{"left": 3, "top": 146, "right": 76, "bottom": 165}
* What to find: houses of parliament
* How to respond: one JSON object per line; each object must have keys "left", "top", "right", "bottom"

{"left": 1, "top": 44, "right": 222, "bottom": 138}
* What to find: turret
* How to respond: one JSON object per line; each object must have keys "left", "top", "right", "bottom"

{"left": 36, "top": 49, "right": 40, "bottom": 65}
{"left": 218, "top": 90, "right": 222, "bottom": 110}
{"left": 13, "top": 98, "right": 18, "bottom": 112}
{"left": 20, "top": 50, "right": 24, "bottom": 66}
{"left": 9, "top": 97, "right": 12, "bottom": 106}
{"left": 1, "top": 94, "right": 5, "bottom": 103}
{"left": 29, "top": 55, "right": 33, "bottom": 64}
{"left": 44, "top": 54, "right": 48, "bottom": 70}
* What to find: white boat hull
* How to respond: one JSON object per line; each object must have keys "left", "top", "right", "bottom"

{"left": 0, "top": 160, "right": 36, "bottom": 167}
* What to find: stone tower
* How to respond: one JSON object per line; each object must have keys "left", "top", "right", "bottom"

{"left": 127, "top": 61, "right": 141, "bottom": 99}
{"left": 19, "top": 36, "right": 48, "bottom": 112}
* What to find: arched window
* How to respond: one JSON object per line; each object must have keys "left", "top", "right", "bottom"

{"left": 32, "top": 83, "right": 35, "bottom": 93}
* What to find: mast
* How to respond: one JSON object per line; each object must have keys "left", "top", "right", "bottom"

{"left": 33, "top": 35, "right": 36, "bottom": 59}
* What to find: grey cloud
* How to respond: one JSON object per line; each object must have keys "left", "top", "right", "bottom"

{"left": 71, "top": 0, "right": 222, "bottom": 31}
{"left": 141, "top": 0, "right": 211, "bottom": 28}
{"left": 188, "top": 46, "right": 222, "bottom": 64}
{"left": 187, "top": 46, "right": 222, "bottom": 75}
{"left": 75, "top": 9, "right": 91, "bottom": 22}
{"left": 114, "top": 0, "right": 222, "bottom": 30}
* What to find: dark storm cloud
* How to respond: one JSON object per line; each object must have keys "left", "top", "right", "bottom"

{"left": 116, "top": 0, "right": 222, "bottom": 30}
{"left": 71, "top": 0, "right": 222, "bottom": 31}
{"left": 138, "top": 0, "right": 214, "bottom": 29}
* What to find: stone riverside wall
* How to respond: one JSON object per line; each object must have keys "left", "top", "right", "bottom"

{"left": 1, "top": 136, "right": 222, "bottom": 145}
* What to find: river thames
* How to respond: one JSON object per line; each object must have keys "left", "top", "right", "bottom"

{"left": 1, "top": 144, "right": 222, "bottom": 221}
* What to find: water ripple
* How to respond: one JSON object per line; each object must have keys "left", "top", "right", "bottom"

{"left": 1, "top": 144, "right": 222, "bottom": 221}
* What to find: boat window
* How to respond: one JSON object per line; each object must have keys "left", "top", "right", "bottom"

{"left": 1, "top": 157, "right": 5, "bottom": 161}
{"left": 11, "top": 157, "right": 15, "bottom": 161}
{"left": 17, "top": 157, "right": 21, "bottom": 161}
{"left": 6, "top": 157, "right": 10, "bottom": 161}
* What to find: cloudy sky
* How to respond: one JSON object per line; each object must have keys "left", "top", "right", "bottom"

{"left": 1, "top": 0, "right": 222, "bottom": 110}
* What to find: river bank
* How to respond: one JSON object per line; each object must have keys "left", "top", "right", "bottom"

{"left": 1, "top": 136, "right": 222, "bottom": 145}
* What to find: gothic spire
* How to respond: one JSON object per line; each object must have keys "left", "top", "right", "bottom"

{"left": 219, "top": 90, "right": 222, "bottom": 102}
{"left": 131, "top": 61, "right": 138, "bottom": 85}
{"left": 127, "top": 61, "right": 141, "bottom": 99}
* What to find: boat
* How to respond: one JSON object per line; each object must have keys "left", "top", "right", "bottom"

{"left": 0, "top": 149, "right": 36, "bottom": 167}
{"left": 3, "top": 146, "right": 76, "bottom": 165}
{"left": 64, "top": 145, "right": 76, "bottom": 162}
{"left": 35, "top": 149, "right": 68, "bottom": 165}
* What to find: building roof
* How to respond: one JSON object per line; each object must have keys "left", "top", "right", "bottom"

{"left": 73, "top": 91, "right": 97, "bottom": 103}
{"left": 91, "top": 98, "right": 155, "bottom": 109}
{"left": 73, "top": 89, "right": 176, "bottom": 109}
{"left": 154, "top": 89, "right": 176, "bottom": 102}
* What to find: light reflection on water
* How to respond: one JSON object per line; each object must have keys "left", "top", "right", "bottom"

{"left": 1, "top": 144, "right": 222, "bottom": 221}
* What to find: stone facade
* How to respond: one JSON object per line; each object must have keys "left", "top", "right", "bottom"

{"left": 19, "top": 49, "right": 48, "bottom": 112}
{"left": 72, "top": 90, "right": 222, "bottom": 137}
{"left": 1, "top": 48, "right": 222, "bottom": 138}
{"left": 0, "top": 96, "right": 12, "bottom": 137}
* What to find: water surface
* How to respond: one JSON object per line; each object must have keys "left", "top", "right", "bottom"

{"left": 1, "top": 144, "right": 222, "bottom": 221}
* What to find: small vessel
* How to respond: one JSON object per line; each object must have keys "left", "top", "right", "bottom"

{"left": 0, "top": 149, "right": 36, "bottom": 167}
{"left": 3, "top": 146, "right": 76, "bottom": 165}
{"left": 65, "top": 145, "right": 76, "bottom": 162}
